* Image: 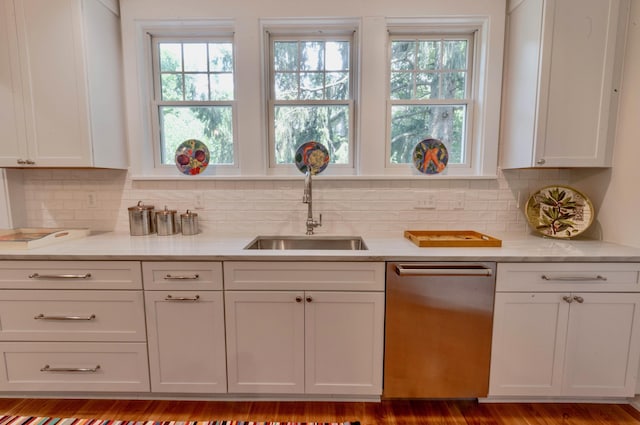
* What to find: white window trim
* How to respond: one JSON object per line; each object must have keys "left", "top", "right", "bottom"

{"left": 134, "top": 19, "right": 241, "bottom": 177}
{"left": 382, "top": 17, "right": 498, "bottom": 177}
{"left": 261, "top": 19, "right": 360, "bottom": 177}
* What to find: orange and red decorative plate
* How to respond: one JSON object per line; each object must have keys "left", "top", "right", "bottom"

{"left": 412, "top": 138, "right": 448, "bottom": 175}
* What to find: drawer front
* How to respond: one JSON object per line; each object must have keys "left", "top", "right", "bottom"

{"left": 0, "top": 342, "right": 149, "bottom": 392}
{"left": 224, "top": 261, "right": 385, "bottom": 291}
{"left": 0, "top": 261, "right": 142, "bottom": 290}
{"left": 0, "top": 291, "right": 146, "bottom": 342}
{"left": 142, "top": 262, "right": 223, "bottom": 290}
{"left": 497, "top": 263, "right": 640, "bottom": 292}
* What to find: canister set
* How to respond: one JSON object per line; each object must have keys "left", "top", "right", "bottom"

{"left": 127, "top": 201, "right": 199, "bottom": 236}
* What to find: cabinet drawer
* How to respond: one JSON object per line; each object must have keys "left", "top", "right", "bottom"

{"left": 0, "top": 342, "right": 149, "bottom": 392}
{"left": 0, "top": 290, "right": 146, "bottom": 342}
{"left": 497, "top": 263, "right": 640, "bottom": 292}
{"left": 224, "top": 262, "right": 385, "bottom": 291}
{"left": 142, "top": 262, "right": 222, "bottom": 290}
{"left": 0, "top": 261, "right": 142, "bottom": 290}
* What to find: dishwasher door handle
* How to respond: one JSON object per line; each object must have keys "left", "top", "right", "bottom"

{"left": 394, "top": 264, "right": 493, "bottom": 277}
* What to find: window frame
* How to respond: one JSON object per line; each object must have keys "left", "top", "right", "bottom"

{"left": 386, "top": 33, "right": 475, "bottom": 171}
{"left": 383, "top": 18, "right": 496, "bottom": 178}
{"left": 263, "top": 21, "right": 359, "bottom": 176}
{"left": 146, "top": 26, "right": 239, "bottom": 175}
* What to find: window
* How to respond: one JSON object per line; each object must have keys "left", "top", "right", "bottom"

{"left": 387, "top": 34, "right": 473, "bottom": 169}
{"left": 267, "top": 30, "right": 355, "bottom": 171}
{"left": 151, "top": 36, "right": 236, "bottom": 169}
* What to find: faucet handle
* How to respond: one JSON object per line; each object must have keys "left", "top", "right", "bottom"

{"left": 318, "top": 213, "right": 322, "bottom": 226}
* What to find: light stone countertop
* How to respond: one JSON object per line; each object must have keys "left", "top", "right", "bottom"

{"left": 0, "top": 231, "right": 639, "bottom": 262}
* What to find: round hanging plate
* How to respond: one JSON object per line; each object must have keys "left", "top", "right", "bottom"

{"left": 412, "top": 138, "right": 448, "bottom": 175}
{"left": 175, "top": 139, "right": 210, "bottom": 176}
{"left": 525, "top": 185, "right": 594, "bottom": 239}
{"left": 295, "top": 141, "right": 330, "bottom": 175}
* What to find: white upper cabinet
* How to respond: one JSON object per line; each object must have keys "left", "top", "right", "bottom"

{"left": 500, "top": 0, "right": 629, "bottom": 168}
{"left": 0, "top": 0, "right": 128, "bottom": 168}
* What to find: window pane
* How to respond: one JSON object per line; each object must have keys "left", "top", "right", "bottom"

{"left": 300, "top": 72, "right": 324, "bottom": 100}
{"left": 391, "top": 41, "right": 415, "bottom": 71}
{"left": 274, "top": 105, "right": 349, "bottom": 164}
{"left": 442, "top": 40, "right": 468, "bottom": 70}
{"left": 161, "top": 74, "right": 183, "bottom": 101}
{"left": 210, "top": 73, "right": 234, "bottom": 100}
{"left": 300, "top": 41, "right": 324, "bottom": 71}
{"left": 209, "top": 43, "right": 233, "bottom": 72}
{"left": 183, "top": 43, "right": 208, "bottom": 72}
{"left": 417, "top": 41, "right": 440, "bottom": 70}
{"left": 274, "top": 42, "right": 298, "bottom": 71}
{"left": 390, "top": 104, "right": 465, "bottom": 164}
{"left": 442, "top": 71, "right": 466, "bottom": 99}
{"left": 184, "top": 73, "right": 209, "bottom": 101}
{"left": 275, "top": 72, "right": 298, "bottom": 100}
{"left": 415, "top": 72, "right": 439, "bottom": 99}
{"left": 159, "top": 106, "right": 234, "bottom": 165}
{"left": 390, "top": 72, "right": 412, "bottom": 100}
{"left": 325, "top": 72, "right": 349, "bottom": 100}
{"left": 159, "top": 43, "right": 182, "bottom": 72}
{"left": 325, "top": 41, "right": 349, "bottom": 71}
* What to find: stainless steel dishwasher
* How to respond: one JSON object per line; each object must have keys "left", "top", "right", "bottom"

{"left": 383, "top": 262, "right": 496, "bottom": 398}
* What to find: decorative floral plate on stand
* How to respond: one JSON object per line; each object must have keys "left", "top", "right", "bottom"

{"left": 412, "top": 138, "right": 448, "bottom": 175}
{"left": 525, "top": 185, "right": 594, "bottom": 239}
{"left": 295, "top": 141, "right": 330, "bottom": 175}
{"left": 175, "top": 139, "right": 210, "bottom": 175}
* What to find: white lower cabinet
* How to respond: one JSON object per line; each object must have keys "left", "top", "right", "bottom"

{"left": 489, "top": 263, "right": 640, "bottom": 398}
{"left": 0, "top": 261, "right": 149, "bottom": 393}
{"left": 143, "top": 262, "right": 227, "bottom": 393}
{"left": 224, "top": 261, "right": 385, "bottom": 396}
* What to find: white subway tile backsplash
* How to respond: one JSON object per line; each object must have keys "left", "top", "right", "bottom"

{"left": 15, "top": 168, "right": 571, "bottom": 237}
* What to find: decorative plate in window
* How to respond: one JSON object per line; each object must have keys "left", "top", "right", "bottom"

{"left": 412, "top": 138, "right": 448, "bottom": 175}
{"left": 525, "top": 185, "right": 594, "bottom": 239}
{"left": 175, "top": 139, "right": 210, "bottom": 176}
{"left": 295, "top": 141, "right": 330, "bottom": 175}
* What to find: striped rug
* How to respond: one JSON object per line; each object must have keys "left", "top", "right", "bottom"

{"left": 0, "top": 417, "right": 360, "bottom": 425}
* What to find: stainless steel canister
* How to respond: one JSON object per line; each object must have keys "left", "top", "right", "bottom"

{"left": 128, "top": 201, "right": 155, "bottom": 236}
{"left": 181, "top": 210, "right": 199, "bottom": 235}
{"left": 156, "top": 206, "right": 180, "bottom": 236}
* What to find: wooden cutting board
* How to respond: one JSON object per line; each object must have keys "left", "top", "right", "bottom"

{"left": 404, "top": 230, "right": 502, "bottom": 247}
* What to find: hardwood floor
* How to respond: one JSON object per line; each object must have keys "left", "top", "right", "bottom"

{"left": 0, "top": 399, "right": 639, "bottom": 425}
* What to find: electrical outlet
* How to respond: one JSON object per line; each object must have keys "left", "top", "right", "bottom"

{"left": 194, "top": 193, "right": 205, "bottom": 209}
{"left": 424, "top": 192, "right": 436, "bottom": 209}
{"left": 87, "top": 192, "right": 97, "bottom": 208}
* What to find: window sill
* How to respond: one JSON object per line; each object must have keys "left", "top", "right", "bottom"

{"left": 129, "top": 173, "right": 499, "bottom": 181}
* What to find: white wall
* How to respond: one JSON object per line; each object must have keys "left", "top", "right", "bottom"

{"left": 594, "top": 1, "right": 640, "bottom": 247}
{"left": 0, "top": 170, "right": 11, "bottom": 228}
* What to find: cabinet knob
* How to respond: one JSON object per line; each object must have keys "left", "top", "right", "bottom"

{"left": 562, "top": 295, "right": 573, "bottom": 303}
{"left": 295, "top": 296, "right": 303, "bottom": 303}
{"left": 16, "top": 159, "right": 26, "bottom": 165}
{"left": 573, "top": 296, "right": 584, "bottom": 304}
{"left": 25, "top": 159, "right": 35, "bottom": 165}
{"left": 536, "top": 158, "right": 546, "bottom": 165}
{"left": 305, "top": 296, "right": 313, "bottom": 303}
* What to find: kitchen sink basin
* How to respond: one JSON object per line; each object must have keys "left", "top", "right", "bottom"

{"left": 244, "top": 236, "right": 368, "bottom": 250}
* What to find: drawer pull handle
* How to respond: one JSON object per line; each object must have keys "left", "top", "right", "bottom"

{"left": 164, "top": 274, "right": 200, "bottom": 280}
{"left": 28, "top": 273, "right": 92, "bottom": 280}
{"left": 40, "top": 364, "right": 101, "bottom": 373}
{"left": 573, "top": 296, "right": 585, "bottom": 303}
{"left": 541, "top": 275, "right": 607, "bottom": 282}
{"left": 34, "top": 314, "right": 96, "bottom": 321}
{"left": 165, "top": 295, "right": 200, "bottom": 302}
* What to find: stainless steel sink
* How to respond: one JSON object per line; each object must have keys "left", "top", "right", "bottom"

{"left": 244, "top": 236, "right": 368, "bottom": 250}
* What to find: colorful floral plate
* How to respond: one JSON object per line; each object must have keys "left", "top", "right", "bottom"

{"left": 412, "top": 138, "right": 448, "bottom": 175}
{"left": 525, "top": 185, "right": 594, "bottom": 239}
{"left": 295, "top": 141, "right": 330, "bottom": 175}
{"left": 175, "top": 139, "right": 210, "bottom": 176}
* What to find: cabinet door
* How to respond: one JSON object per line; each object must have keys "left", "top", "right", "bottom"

{"left": 0, "top": 0, "right": 27, "bottom": 166}
{"left": 304, "top": 291, "right": 384, "bottom": 395}
{"left": 562, "top": 292, "right": 640, "bottom": 397}
{"left": 144, "top": 291, "right": 227, "bottom": 393}
{"left": 12, "top": 0, "right": 91, "bottom": 166}
{"left": 489, "top": 292, "right": 569, "bottom": 396}
{"left": 225, "top": 291, "right": 305, "bottom": 393}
